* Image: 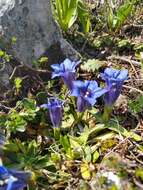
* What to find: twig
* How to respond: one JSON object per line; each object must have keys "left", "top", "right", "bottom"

{"left": 107, "top": 55, "right": 141, "bottom": 67}
{"left": 129, "top": 151, "right": 143, "bottom": 165}
{"left": 0, "top": 103, "right": 11, "bottom": 111}
{"left": 123, "top": 85, "right": 143, "bottom": 95}
{"left": 123, "top": 24, "right": 143, "bottom": 30}
{"left": 133, "top": 178, "right": 143, "bottom": 189}
{"left": 9, "top": 64, "right": 51, "bottom": 81}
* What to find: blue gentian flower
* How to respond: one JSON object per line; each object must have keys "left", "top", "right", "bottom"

{"left": 0, "top": 165, "right": 30, "bottom": 190}
{"left": 51, "top": 58, "right": 80, "bottom": 90}
{"left": 71, "top": 80, "right": 107, "bottom": 112}
{"left": 101, "top": 68, "right": 128, "bottom": 106}
{"left": 41, "top": 98, "right": 63, "bottom": 128}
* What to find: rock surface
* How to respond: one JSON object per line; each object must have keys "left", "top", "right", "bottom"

{"left": 0, "top": 0, "right": 77, "bottom": 65}
{"left": 0, "top": 0, "right": 78, "bottom": 91}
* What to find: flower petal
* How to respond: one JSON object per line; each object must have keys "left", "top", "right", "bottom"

{"left": 117, "top": 69, "right": 128, "bottom": 80}
{"left": 62, "top": 72, "right": 75, "bottom": 90}
{"left": 87, "top": 80, "right": 98, "bottom": 91}
{"left": 51, "top": 64, "right": 61, "bottom": 71}
{"left": 49, "top": 106, "right": 62, "bottom": 128}
{"left": 77, "top": 96, "right": 90, "bottom": 112}
{"left": 0, "top": 166, "right": 8, "bottom": 176}
{"left": 71, "top": 80, "right": 85, "bottom": 97}
{"left": 63, "top": 58, "right": 80, "bottom": 71}
{"left": 40, "top": 104, "right": 48, "bottom": 109}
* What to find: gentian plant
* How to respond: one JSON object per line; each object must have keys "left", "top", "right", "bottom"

{"left": 44, "top": 59, "right": 128, "bottom": 129}
{"left": 71, "top": 80, "right": 107, "bottom": 112}
{"left": 101, "top": 68, "right": 128, "bottom": 122}
{"left": 0, "top": 165, "right": 30, "bottom": 190}
{"left": 51, "top": 58, "right": 80, "bottom": 90}
{"left": 41, "top": 98, "right": 63, "bottom": 128}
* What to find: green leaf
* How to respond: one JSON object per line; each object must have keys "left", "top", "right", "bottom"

{"left": 92, "top": 151, "right": 100, "bottom": 163}
{"left": 14, "top": 77, "right": 22, "bottom": 90}
{"left": 62, "top": 114, "right": 75, "bottom": 128}
{"left": 115, "top": 1, "right": 133, "bottom": 31}
{"left": 95, "top": 132, "right": 116, "bottom": 141}
{"left": 36, "top": 92, "right": 47, "bottom": 104}
{"left": 81, "top": 59, "right": 105, "bottom": 72}
{"left": 117, "top": 39, "right": 131, "bottom": 48}
{"left": 22, "top": 98, "right": 36, "bottom": 110}
{"left": 0, "top": 113, "right": 7, "bottom": 127}
{"left": 4, "top": 142, "right": 19, "bottom": 153}
{"left": 51, "top": 153, "right": 61, "bottom": 162}
{"left": 38, "top": 56, "right": 48, "bottom": 64}
{"left": 6, "top": 112, "right": 27, "bottom": 133}
{"left": 0, "top": 50, "right": 5, "bottom": 57}
{"left": 106, "top": 120, "right": 142, "bottom": 141}
{"left": 84, "top": 146, "right": 92, "bottom": 162}
{"left": 77, "top": 0, "right": 91, "bottom": 33}
{"left": 107, "top": 7, "right": 114, "bottom": 31}
{"left": 80, "top": 162, "right": 91, "bottom": 180}
{"left": 106, "top": 0, "right": 135, "bottom": 32}
{"left": 54, "top": 0, "right": 78, "bottom": 31}
{"left": 134, "top": 43, "right": 143, "bottom": 51}
{"left": 69, "top": 136, "right": 81, "bottom": 148}
{"left": 11, "top": 36, "right": 17, "bottom": 44}
{"left": 135, "top": 168, "right": 143, "bottom": 181}
{"left": 60, "top": 135, "right": 72, "bottom": 158}
{"left": 129, "top": 95, "right": 143, "bottom": 114}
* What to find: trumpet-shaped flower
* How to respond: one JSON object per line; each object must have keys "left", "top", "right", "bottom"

{"left": 0, "top": 166, "right": 30, "bottom": 190}
{"left": 101, "top": 68, "right": 128, "bottom": 106}
{"left": 51, "top": 58, "right": 80, "bottom": 90}
{"left": 71, "top": 80, "right": 107, "bottom": 112}
{"left": 41, "top": 98, "right": 63, "bottom": 128}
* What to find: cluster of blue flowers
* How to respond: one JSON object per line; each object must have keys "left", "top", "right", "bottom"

{"left": 42, "top": 58, "right": 128, "bottom": 128}
{"left": 0, "top": 165, "right": 30, "bottom": 190}
{"left": 0, "top": 59, "right": 128, "bottom": 189}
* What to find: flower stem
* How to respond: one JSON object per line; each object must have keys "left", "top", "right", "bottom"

{"left": 53, "top": 128, "right": 60, "bottom": 141}
{"left": 103, "top": 106, "right": 112, "bottom": 123}
{"left": 77, "top": 112, "right": 84, "bottom": 122}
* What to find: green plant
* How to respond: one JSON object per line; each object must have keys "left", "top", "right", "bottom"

{"left": 53, "top": 0, "right": 91, "bottom": 33}
{"left": 77, "top": 0, "right": 91, "bottom": 33}
{"left": 14, "top": 77, "right": 23, "bottom": 94}
{"left": 5, "top": 98, "right": 40, "bottom": 133}
{"left": 106, "top": 0, "right": 136, "bottom": 33}
{"left": 53, "top": 0, "right": 78, "bottom": 31}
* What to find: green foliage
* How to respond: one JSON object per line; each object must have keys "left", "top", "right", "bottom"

{"left": 129, "top": 96, "right": 143, "bottom": 114}
{"left": 107, "top": 0, "right": 136, "bottom": 32}
{"left": 54, "top": 0, "right": 78, "bottom": 31}
{"left": 135, "top": 168, "right": 143, "bottom": 181}
{"left": 38, "top": 56, "right": 48, "bottom": 67}
{"left": 117, "top": 39, "right": 131, "bottom": 48}
{"left": 5, "top": 98, "right": 40, "bottom": 133}
{"left": 6, "top": 111, "right": 27, "bottom": 133}
{"left": 11, "top": 36, "right": 17, "bottom": 44}
{"left": 77, "top": 0, "right": 91, "bottom": 33}
{"left": 0, "top": 50, "right": 11, "bottom": 62}
{"left": 0, "top": 49, "right": 11, "bottom": 70}
{"left": 81, "top": 59, "right": 105, "bottom": 72}
{"left": 4, "top": 140, "right": 49, "bottom": 170}
{"left": 53, "top": 0, "right": 91, "bottom": 33}
{"left": 14, "top": 77, "right": 22, "bottom": 93}
{"left": 105, "top": 120, "right": 141, "bottom": 141}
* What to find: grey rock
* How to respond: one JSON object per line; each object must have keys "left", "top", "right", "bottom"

{"left": 0, "top": 0, "right": 78, "bottom": 65}
{"left": 0, "top": 0, "right": 78, "bottom": 91}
